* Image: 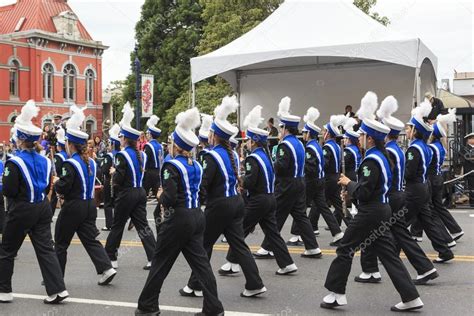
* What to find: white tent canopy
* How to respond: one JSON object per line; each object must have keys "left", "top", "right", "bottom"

{"left": 190, "top": 0, "right": 438, "bottom": 126}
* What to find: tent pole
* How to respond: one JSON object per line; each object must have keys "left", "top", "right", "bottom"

{"left": 236, "top": 71, "right": 242, "bottom": 130}
{"left": 192, "top": 82, "right": 196, "bottom": 108}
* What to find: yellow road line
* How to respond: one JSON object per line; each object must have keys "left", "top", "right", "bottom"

{"left": 24, "top": 238, "right": 474, "bottom": 262}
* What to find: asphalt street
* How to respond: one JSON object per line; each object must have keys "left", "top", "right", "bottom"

{"left": 1, "top": 204, "right": 473, "bottom": 316}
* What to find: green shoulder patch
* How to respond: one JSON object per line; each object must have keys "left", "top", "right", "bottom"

{"left": 163, "top": 169, "right": 170, "bottom": 180}
{"left": 4, "top": 167, "right": 10, "bottom": 177}
{"left": 246, "top": 162, "right": 251, "bottom": 171}
{"left": 62, "top": 167, "right": 67, "bottom": 176}
{"left": 362, "top": 165, "right": 371, "bottom": 177}
{"left": 306, "top": 152, "right": 311, "bottom": 159}
{"left": 407, "top": 152, "right": 414, "bottom": 161}
{"left": 202, "top": 160, "right": 207, "bottom": 169}
{"left": 279, "top": 148, "right": 285, "bottom": 157}
{"left": 323, "top": 149, "right": 327, "bottom": 155}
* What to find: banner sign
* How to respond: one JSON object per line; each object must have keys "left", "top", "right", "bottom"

{"left": 141, "top": 74, "right": 154, "bottom": 118}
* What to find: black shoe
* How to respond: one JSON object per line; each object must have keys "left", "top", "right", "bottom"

{"left": 390, "top": 305, "right": 423, "bottom": 312}
{"left": 433, "top": 254, "right": 454, "bottom": 263}
{"left": 324, "top": 227, "right": 330, "bottom": 231}
{"left": 320, "top": 301, "right": 343, "bottom": 309}
{"left": 194, "top": 312, "right": 224, "bottom": 316}
{"left": 300, "top": 252, "right": 322, "bottom": 259}
{"left": 101, "top": 227, "right": 111, "bottom": 232}
{"left": 135, "top": 309, "right": 160, "bottom": 316}
{"left": 43, "top": 292, "right": 69, "bottom": 304}
{"left": 413, "top": 271, "right": 439, "bottom": 285}
{"left": 128, "top": 222, "right": 135, "bottom": 231}
{"left": 41, "top": 280, "right": 45, "bottom": 286}
{"left": 329, "top": 240, "right": 341, "bottom": 247}
{"left": 354, "top": 276, "right": 381, "bottom": 283}
{"left": 286, "top": 240, "right": 304, "bottom": 247}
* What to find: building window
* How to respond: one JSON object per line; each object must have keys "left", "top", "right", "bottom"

{"left": 85, "top": 69, "right": 94, "bottom": 103}
{"left": 9, "top": 60, "right": 19, "bottom": 97}
{"left": 63, "top": 64, "right": 76, "bottom": 102}
{"left": 86, "top": 119, "right": 94, "bottom": 135}
{"left": 43, "top": 63, "right": 54, "bottom": 100}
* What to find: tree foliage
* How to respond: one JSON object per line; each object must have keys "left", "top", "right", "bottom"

{"left": 353, "top": 0, "right": 390, "bottom": 26}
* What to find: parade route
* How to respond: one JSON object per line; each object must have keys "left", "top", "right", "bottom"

{"left": 2, "top": 206, "right": 473, "bottom": 316}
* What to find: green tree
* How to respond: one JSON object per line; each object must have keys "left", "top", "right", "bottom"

{"left": 353, "top": 0, "right": 390, "bottom": 26}
{"left": 125, "top": 0, "right": 203, "bottom": 134}
{"left": 163, "top": 0, "right": 282, "bottom": 134}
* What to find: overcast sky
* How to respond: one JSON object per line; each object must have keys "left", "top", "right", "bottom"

{"left": 1, "top": 0, "right": 472, "bottom": 88}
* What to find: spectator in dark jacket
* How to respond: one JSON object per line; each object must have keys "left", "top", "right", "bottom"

{"left": 425, "top": 92, "right": 447, "bottom": 122}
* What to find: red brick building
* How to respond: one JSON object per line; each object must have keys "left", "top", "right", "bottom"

{"left": 0, "top": 0, "right": 107, "bottom": 142}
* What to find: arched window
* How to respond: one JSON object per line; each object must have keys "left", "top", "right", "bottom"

{"left": 63, "top": 64, "right": 76, "bottom": 101}
{"left": 85, "top": 69, "right": 94, "bottom": 103}
{"left": 9, "top": 60, "right": 19, "bottom": 97}
{"left": 43, "top": 63, "right": 54, "bottom": 100}
{"left": 86, "top": 119, "right": 95, "bottom": 135}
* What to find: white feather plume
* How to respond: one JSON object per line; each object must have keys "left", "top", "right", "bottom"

{"left": 411, "top": 100, "right": 432, "bottom": 119}
{"left": 120, "top": 102, "right": 135, "bottom": 127}
{"left": 10, "top": 126, "right": 17, "bottom": 141}
{"left": 377, "top": 95, "right": 398, "bottom": 120}
{"left": 437, "top": 108, "right": 457, "bottom": 124}
{"left": 244, "top": 105, "right": 264, "bottom": 129}
{"left": 66, "top": 105, "right": 85, "bottom": 131}
{"left": 343, "top": 117, "right": 358, "bottom": 132}
{"left": 357, "top": 91, "right": 378, "bottom": 121}
{"left": 56, "top": 127, "right": 65, "bottom": 142}
{"left": 215, "top": 95, "right": 239, "bottom": 121}
{"left": 330, "top": 114, "right": 347, "bottom": 128}
{"left": 199, "top": 114, "right": 213, "bottom": 134}
{"left": 176, "top": 107, "right": 201, "bottom": 131}
{"left": 109, "top": 123, "right": 121, "bottom": 139}
{"left": 304, "top": 107, "right": 320, "bottom": 124}
{"left": 15, "top": 100, "right": 39, "bottom": 126}
{"left": 277, "top": 96, "right": 291, "bottom": 117}
{"left": 146, "top": 115, "right": 160, "bottom": 129}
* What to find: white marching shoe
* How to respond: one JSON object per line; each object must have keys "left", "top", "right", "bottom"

{"left": 111, "top": 260, "right": 118, "bottom": 269}
{"left": 301, "top": 248, "right": 322, "bottom": 258}
{"left": 44, "top": 290, "right": 69, "bottom": 304}
{"left": 354, "top": 271, "right": 382, "bottom": 283}
{"left": 329, "top": 232, "right": 344, "bottom": 246}
{"left": 447, "top": 240, "right": 456, "bottom": 248}
{"left": 253, "top": 248, "right": 274, "bottom": 259}
{"left": 240, "top": 286, "right": 267, "bottom": 298}
{"left": 320, "top": 292, "right": 347, "bottom": 309}
{"left": 451, "top": 231, "right": 464, "bottom": 241}
{"left": 98, "top": 268, "right": 117, "bottom": 286}
{"left": 143, "top": 261, "right": 152, "bottom": 270}
{"left": 391, "top": 297, "right": 423, "bottom": 312}
{"left": 276, "top": 263, "right": 298, "bottom": 275}
{"left": 0, "top": 292, "right": 13, "bottom": 303}
{"left": 179, "top": 285, "right": 203, "bottom": 297}
{"left": 218, "top": 262, "right": 241, "bottom": 275}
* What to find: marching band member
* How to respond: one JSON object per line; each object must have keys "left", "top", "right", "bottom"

{"left": 288, "top": 107, "right": 344, "bottom": 246}
{"left": 404, "top": 100, "right": 454, "bottom": 263}
{"left": 143, "top": 115, "right": 163, "bottom": 198}
{"left": 53, "top": 106, "right": 117, "bottom": 285}
{"left": 356, "top": 96, "right": 438, "bottom": 285}
{"left": 0, "top": 100, "right": 68, "bottom": 304}
{"left": 136, "top": 108, "right": 224, "bottom": 316}
{"left": 50, "top": 127, "right": 68, "bottom": 216}
{"left": 322, "top": 115, "right": 350, "bottom": 226}
{"left": 101, "top": 124, "right": 121, "bottom": 231}
{"left": 256, "top": 97, "right": 321, "bottom": 259}
{"left": 219, "top": 106, "right": 297, "bottom": 276}
{"left": 182, "top": 96, "right": 266, "bottom": 298}
{"left": 342, "top": 117, "right": 361, "bottom": 182}
{"left": 411, "top": 110, "right": 464, "bottom": 242}
{"left": 321, "top": 92, "right": 423, "bottom": 312}
{"left": 105, "top": 102, "right": 156, "bottom": 270}
{"left": 197, "top": 114, "right": 214, "bottom": 164}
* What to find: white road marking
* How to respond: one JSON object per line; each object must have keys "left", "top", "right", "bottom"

{"left": 470, "top": 214, "right": 474, "bottom": 218}
{"left": 53, "top": 217, "right": 156, "bottom": 222}
{"left": 449, "top": 210, "right": 468, "bottom": 213}
{"left": 12, "top": 293, "right": 270, "bottom": 316}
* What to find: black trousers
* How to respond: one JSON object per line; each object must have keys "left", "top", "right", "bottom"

{"left": 468, "top": 175, "right": 474, "bottom": 206}
{"left": 227, "top": 194, "right": 293, "bottom": 268}
{"left": 0, "top": 194, "right": 5, "bottom": 234}
{"left": 143, "top": 169, "right": 161, "bottom": 197}
{"left": 188, "top": 195, "right": 263, "bottom": 291}
{"left": 261, "top": 178, "right": 318, "bottom": 250}
{"left": 405, "top": 182, "right": 453, "bottom": 259}
{"left": 103, "top": 177, "right": 114, "bottom": 229}
{"left": 105, "top": 188, "right": 156, "bottom": 261}
{"left": 291, "top": 179, "right": 342, "bottom": 236}
{"left": 324, "top": 202, "right": 419, "bottom": 303}
{"left": 411, "top": 177, "right": 462, "bottom": 237}
{"left": 55, "top": 199, "right": 112, "bottom": 276}
{"left": 325, "top": 174, "right": 350, "bottom": 226}
{"left": 50, "top": 188, "right": 59, "bottom": 217}
{"left": 138, "top": 208, "right": 223, "bottom": 314}
{"left": 0, "top": 200, "right": 66, "bottom": 296}
{"left": 360, "top": 191, "right": 435, "bottom": 276}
